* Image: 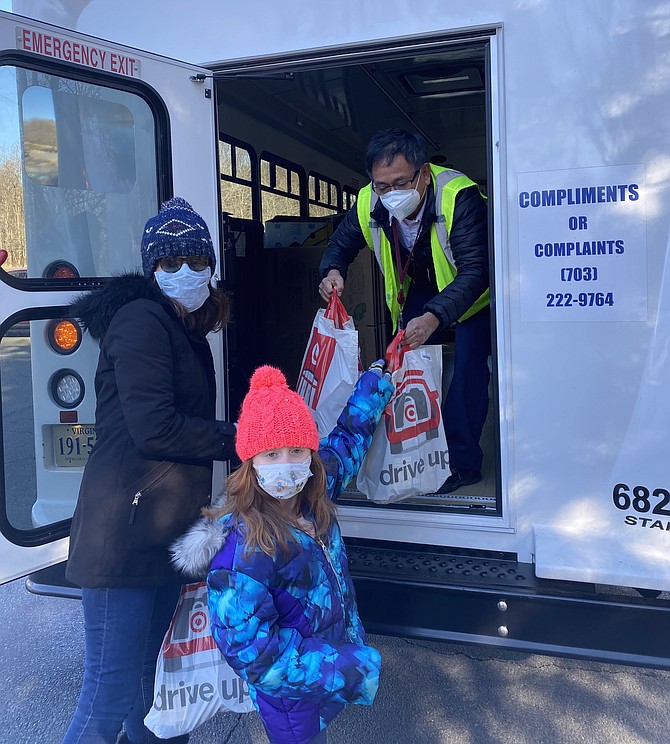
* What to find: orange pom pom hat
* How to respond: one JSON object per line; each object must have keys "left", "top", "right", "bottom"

{"left": 235, "top": 366, "right": 320, "bottom": 462}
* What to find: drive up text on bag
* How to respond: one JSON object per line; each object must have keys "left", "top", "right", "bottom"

{"left": 357, "top": 331, "right": 449, "bottom": 503}
{"left": 144, "top": 581, "right": 253, "bottom": 737}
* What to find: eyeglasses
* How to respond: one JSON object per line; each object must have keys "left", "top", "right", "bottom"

{"left": 157, "top": 256, "right": 211, "bottom": 273}
{"left": 371, "top": 167, "right": 422, "bottom": 196}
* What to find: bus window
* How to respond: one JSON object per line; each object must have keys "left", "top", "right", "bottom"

{"left": 343, "top": 185, "right": 358, "bottom": 211}
{"left": 219, "top": 137, "right": 256, "bottom": 220}
{"left": 308, "top": 172, "right": 341, "bottom": 217}
{"left": 0, "top": 65, "right": 158, "bottom": 280}
{"left": 260, "top": 153, "right": 304, "bottom": 220}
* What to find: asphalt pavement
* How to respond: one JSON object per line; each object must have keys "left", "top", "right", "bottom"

{"left": 2, "top": 576, "right": 670, "bottom": 744}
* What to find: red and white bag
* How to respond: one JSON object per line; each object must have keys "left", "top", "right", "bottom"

{"left": 356, "top": 331, "right": 449, "bottom": 503}
{"left": 296, "top": 293, "right": 360, "bottom": 438}
{"left": 144, "top": 581, "right": 253, "bottom": 738}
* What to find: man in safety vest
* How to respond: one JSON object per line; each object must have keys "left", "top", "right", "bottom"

{"left": 318, "top": 128, "right": 490, "bottom": 493}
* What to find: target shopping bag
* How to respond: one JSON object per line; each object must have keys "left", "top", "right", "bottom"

{"left": 356, "top": 331, "right": 449, "bottom": 503}
{"left": 296, "top": 293, "right": 359, "bottom": 438}
{"left": 144, "top": 581, "right": 253, "bottom": 737}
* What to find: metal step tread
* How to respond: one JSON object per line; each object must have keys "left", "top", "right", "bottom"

{"left": 346, "top": 541, "right": 535, "bottom": 588}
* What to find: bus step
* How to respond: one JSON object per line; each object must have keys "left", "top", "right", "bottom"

{"left": 345, "top": 539, "right": 534, "bottom": 588}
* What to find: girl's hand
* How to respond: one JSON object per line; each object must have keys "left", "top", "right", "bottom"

{"left": 368, "top": 359, "right": 392, "bottom": 382}
{"left": 368, "top": 359, "right": 386, "bottom": 376}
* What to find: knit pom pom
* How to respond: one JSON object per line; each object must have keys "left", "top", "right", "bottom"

{"left": 236, "top": 364, "right": 319, "bottom": 461}
{"left": 160, "top": 196, "right": 193, "bottom": 212}
{"left": 249, "top": 365, "right": 288, "bottom": 391}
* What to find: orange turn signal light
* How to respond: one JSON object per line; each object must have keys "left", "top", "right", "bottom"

{"left": 44, "top": 260, "right": 80, "bottom": 279}
{"left": 47, "top": 319, "right": 82, "bottom": 355}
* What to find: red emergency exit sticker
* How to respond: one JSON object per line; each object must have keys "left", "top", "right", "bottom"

{"left": 16, "top": 27, "right": 141, "bottom": 78}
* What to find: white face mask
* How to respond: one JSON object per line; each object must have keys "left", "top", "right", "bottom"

{"left": 380, "top": 187, "right": 422, "bottom": 222}
{"left": 253, "top": 456, "right": 313, "bottom": 500}
{"left": 154, "top": 264, "right": 211, "bottom": 313}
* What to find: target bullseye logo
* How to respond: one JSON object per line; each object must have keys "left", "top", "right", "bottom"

{"left": 190, "top": 609, "right": 208, "bottom": 633}
{"left": 403, "top": 398, "right": 417, "bottom": 423}
{"left": 385, "top": 368, "right": 441, "bottom": 450}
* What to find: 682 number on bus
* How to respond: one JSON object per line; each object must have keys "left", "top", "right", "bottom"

{"left": 612, "top": 483, "right": 670, "bottom": 516}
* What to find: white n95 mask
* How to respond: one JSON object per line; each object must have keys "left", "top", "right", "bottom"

{"left": 154, "top": 264, "right": 211, "bottom": 313}
{"left": 254, "top": 457, "right": 313, "bottom": 500}
{"left": 380, "top": 187, "right": 422, "bottom": 222}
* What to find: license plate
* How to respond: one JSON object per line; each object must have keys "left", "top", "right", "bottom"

{"left": 52, "top": 424, "right": 97, "bottom": 467}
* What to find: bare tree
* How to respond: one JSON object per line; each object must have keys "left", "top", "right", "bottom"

{"left": 0, "top": 145, "right": 26, "bottom": 270}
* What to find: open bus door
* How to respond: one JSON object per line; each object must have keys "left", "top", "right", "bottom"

{"left": 0, "top": 11, "right": 223, "bottom": 592}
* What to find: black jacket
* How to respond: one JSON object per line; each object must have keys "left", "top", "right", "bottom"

{"left": 65, "top": 274, "right": 236, "bottom": 588}
{"left": 319, "top": 183, "right": 489, "bottom": 328}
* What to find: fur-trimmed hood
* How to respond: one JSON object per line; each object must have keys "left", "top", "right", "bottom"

{"left": 170, "top": 512, "right": 230, "bottom": 580}
{"left": 70, "top": 272, "right": 173, "bottom": 341}
{"left": 63, "top": 272, "right": 238, "bottom": 590}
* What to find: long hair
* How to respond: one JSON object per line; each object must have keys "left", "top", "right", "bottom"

{"left": 167, "top": 286, "right": 231, "bottom": 335}
{"left": 207, "top": 452, "right": 337, "bottom": 557}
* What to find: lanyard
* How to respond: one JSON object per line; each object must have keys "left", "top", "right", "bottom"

{"left": 391, "top": 218, "right": 417, "bottom": 309}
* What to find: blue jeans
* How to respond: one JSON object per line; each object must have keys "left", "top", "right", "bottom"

{"left": 62, "top": 585, "right": 188, "bottom": 744}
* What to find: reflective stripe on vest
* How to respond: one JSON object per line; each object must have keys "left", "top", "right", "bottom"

{"left": 357, "top": 164, "right": 490, "bottom": 330}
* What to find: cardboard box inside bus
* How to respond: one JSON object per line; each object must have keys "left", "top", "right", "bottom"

{"left": 260, "top": 226, "right": 383, "bottom": 386}
{"left": 264, "top": 217, "right": 333, "bottom": 249}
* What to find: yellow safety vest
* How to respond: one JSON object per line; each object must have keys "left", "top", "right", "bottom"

{"left": 357, "top": 164, "right": 490, "bottom": 331}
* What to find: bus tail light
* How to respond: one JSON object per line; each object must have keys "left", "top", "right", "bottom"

{"left": 43, "top": 260, "right": 80, "bottom": 279}
{"left": 49, "top": 369, "right": 85, "bottom": 409}
{"left": 47, "top": 319, "right": 82, "bottom": 354}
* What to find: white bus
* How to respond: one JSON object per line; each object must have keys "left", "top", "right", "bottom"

{"left": 1, "top": 0, "right": 669, "bottom": 667}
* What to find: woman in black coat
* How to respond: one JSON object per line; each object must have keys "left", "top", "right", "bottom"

{"left": 62, "top": 198, "right": 236, "bottom": 744}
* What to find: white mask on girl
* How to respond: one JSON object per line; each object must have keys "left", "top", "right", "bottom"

{"left": 154, "top": 264, "right": 211, "bottom": 313}
{"left": 254, "top": 457, "right": 313, "bottom": 500}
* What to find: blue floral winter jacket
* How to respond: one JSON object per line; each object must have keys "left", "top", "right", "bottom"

{"left": 173, "top": 369, "right": 393, "bottom": 744}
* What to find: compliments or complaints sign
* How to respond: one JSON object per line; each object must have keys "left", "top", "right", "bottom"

{"left": 517, "top": 164, "right": 647, "bottom": 322}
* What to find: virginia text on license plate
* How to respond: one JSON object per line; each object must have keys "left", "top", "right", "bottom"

{"left": 52, "top": 424, "right": 96, "bottom": 467}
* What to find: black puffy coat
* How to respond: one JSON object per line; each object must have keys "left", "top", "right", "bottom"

{"left": 319, "top": 182, "right": 489, "bottom": 328}
{"left": 65, "top": 274, "right": 236, "bottom": 588}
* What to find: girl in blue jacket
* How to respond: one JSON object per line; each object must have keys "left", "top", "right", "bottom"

{"left": 172, "top": 362, "right": 394, "bottom": 743}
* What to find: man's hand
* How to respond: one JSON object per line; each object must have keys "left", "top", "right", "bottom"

{"left": 402, "top": 312, "right": 440, "bottom": 350}
{"left": 318, "top": 269, "right": 344, "bottom": 302}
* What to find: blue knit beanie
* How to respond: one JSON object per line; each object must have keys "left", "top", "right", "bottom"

{"left": 140, "top": 197, "right": 216, "bottom": 278}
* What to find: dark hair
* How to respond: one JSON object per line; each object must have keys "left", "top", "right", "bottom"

{"left": 168, "top": 286, "right": 231, "bottom": 335}
{"left": 365, "top": 128, "right": 429, "bottom": 177}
